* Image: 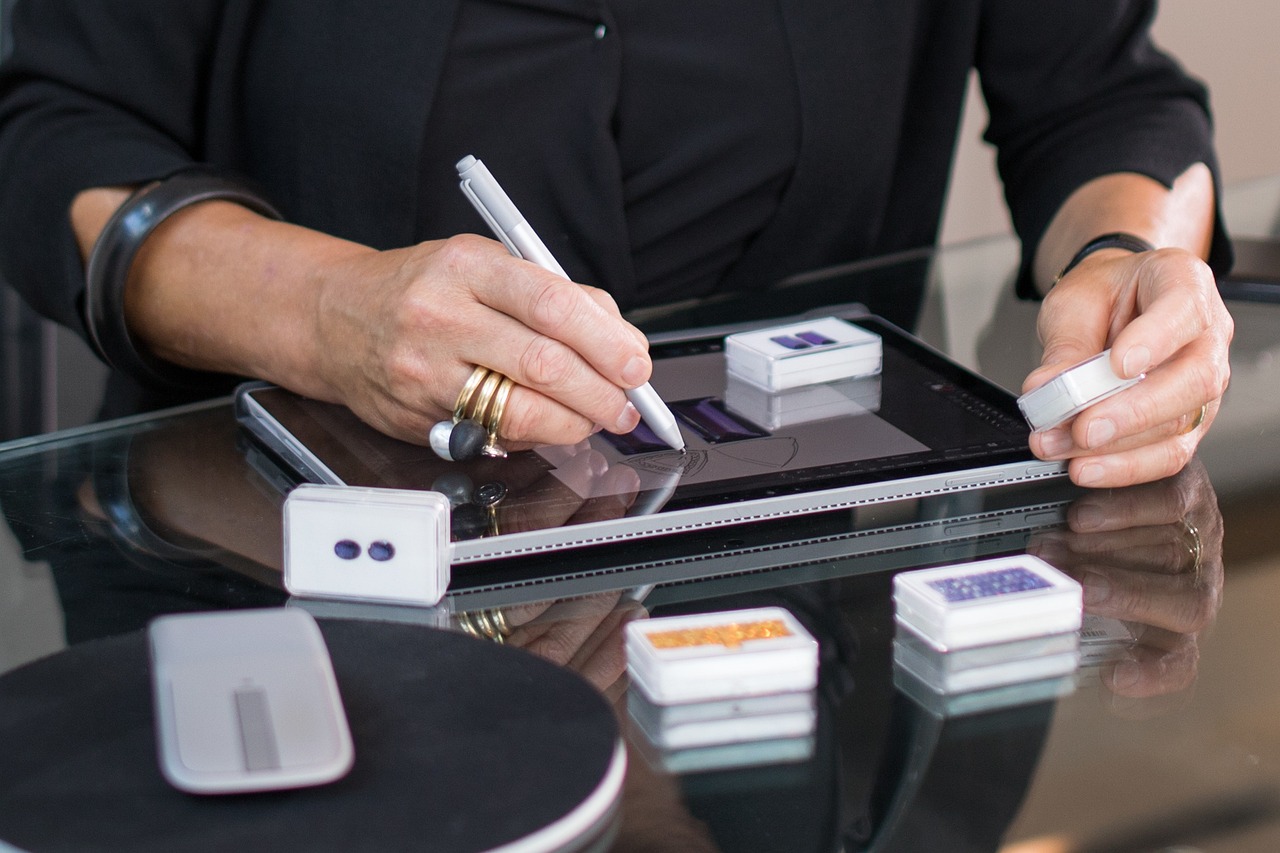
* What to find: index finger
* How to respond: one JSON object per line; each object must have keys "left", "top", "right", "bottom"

{"left": 1025, "top": 278, "right": 1114, "bottom": 395}
{"left": 1107, "top": 250, "right": 1223, "bottom": 381}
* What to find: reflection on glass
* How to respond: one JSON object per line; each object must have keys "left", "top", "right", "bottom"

{"left": 1025, "top": 457, "right": 1224, "bottom": 717}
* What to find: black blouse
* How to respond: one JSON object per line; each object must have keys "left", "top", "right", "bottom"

{"left": 0, "top": 0, "right": 1228, "bottom": 360}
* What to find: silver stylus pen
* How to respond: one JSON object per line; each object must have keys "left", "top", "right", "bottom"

{"left": 456, "top": 155, "right": 685, "bottom": 452}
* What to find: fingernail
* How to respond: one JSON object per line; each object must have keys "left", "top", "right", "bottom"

{"left": 1086, "top": 418, "right": 1116, "bottom": 448}
{"left": 1076, "top": 463, "right": 1106, "bottom": 487}
{"left": 1122, "top": 346, "right": 1152, "bottom": 378}
{"left": 1073, "top": 503, "right": 1106, "bottom": 531}
{"left": 621, "top": 356, "right": 648, "bottom": 388}
{"left": 1110, "top": 659, "right": 1141, "bottom": 690}
{"left": 1038, "top": 428, "right": 1073, "bottom": 457}
{"left": 1083, "top": 571, "right": 1111, "bottom": 606}
{"left": 615, "top": 402, "right": 641, "bottom": 433}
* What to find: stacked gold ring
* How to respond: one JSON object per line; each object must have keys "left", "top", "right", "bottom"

{"left": 453, "top": 366, "right": 492, "bottom": 420}
{"left": 453, "top": 366, "right": 516, "bottom": 456}
{"left": 456, "top": 608, "right": 513, "bottom": 643}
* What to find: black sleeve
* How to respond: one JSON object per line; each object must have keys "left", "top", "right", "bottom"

{"left": 975, "top": 0, "right": 1232, "bottom": 297}
{"left": 0, "top": 0, "right": 226, "bottom": 340}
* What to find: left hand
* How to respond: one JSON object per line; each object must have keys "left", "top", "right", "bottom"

{"left": 1023, "top": 246, "right": 1233, "bottom": 488}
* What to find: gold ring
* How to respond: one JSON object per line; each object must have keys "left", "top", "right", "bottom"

{"left": 482, "top": 376, "right": 515, "bottom": 442}
{"left": 466, "top": 370, "right": 504, "bottom": 423}
{"left": 1180, "top": 519, "right": 1203, "bottom": 574}
{"left": 454, "top": 366, "right": 493, "bottom": 421}
{"left": 489, "top": 608, "right": 512, "bottom": 637}
{"left": 460, "top": 609, "right": 507, "bottom": 643}
{"left": 472, "top": 609, "right": 500, "bottom": 640}
{"left": 1181, "top": 404, "right": 1208, "bottom": 436}
{"left": 456, "top": 611, "right": 482, "bottom": 638}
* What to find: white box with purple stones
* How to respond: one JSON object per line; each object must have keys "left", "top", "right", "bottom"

{"left": 724, "top": 316, "right": 882, "bottom": 392}
{"left": 893, "top": 555, "right": 1082, "bottom": 651}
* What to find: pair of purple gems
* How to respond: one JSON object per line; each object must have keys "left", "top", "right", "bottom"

{"left": 770, "top": 330, "right": 836, "bottom": 351}
{"left": 333, "top": 539, "right": 395, "bottom": 561}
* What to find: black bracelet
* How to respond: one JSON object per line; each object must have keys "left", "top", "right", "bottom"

{"left": 83, "top": 169, "right": 283, "bottom": 389}
{"left": 1055, "top": 232, "right": 1156, "bottom": 284}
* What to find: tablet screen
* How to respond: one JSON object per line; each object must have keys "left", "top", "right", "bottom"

{"left": 237, "top": 316, "right": 1058, "bottom": 562}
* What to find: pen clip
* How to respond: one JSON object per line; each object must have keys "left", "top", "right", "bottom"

{"left": 458, "top": 178, "right": 524, "bottom": 260}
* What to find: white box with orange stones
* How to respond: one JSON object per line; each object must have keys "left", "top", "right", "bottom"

{"left": 625, "top": 606, "right": 819, "bottom": 705}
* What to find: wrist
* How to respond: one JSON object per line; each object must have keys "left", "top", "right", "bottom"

{"left": 1053, "top": 231, "right": 1156, "bottom": 286}
{"left": 128, "top": 193, "right": 382, "bottom": 400}
{"left": 83, "top": 169, "right": 283, "bottom": 389}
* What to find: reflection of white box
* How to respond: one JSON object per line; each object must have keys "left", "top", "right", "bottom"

{"left": 892, "top": 628, "right": 1080, "bottom": 693}
{"left": 725, "top": 317, "right": 882, "bottom": 392}
{"left": 628, "top": 690, "right": 816, "bottom": 750}
{"left": 625, "top": 607, "right": 818, "bottom": 705}
{"left": 893, "top": 665, "right": 1076, "bottom": 719}
{"left": 724, "top": 374, "right": 882, "bottom": 430}
{"left": 635, "top": 733, "right": 816, "bottom": 775}
{"left": 892, "top": 555, "right": 1081, "bottom": 651}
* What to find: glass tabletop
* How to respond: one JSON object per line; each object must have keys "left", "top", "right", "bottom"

{"left": 3, "top": 178, "right": 1280, "bottom": 852}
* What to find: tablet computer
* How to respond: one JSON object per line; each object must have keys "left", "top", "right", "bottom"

{"left": 235, "top": 313, "right": 1065, "bottom": 565}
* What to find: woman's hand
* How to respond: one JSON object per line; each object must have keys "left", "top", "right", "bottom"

{"left": 71, "top": 187, "right": 654, "bottom": 450}
{"left": 1024, "top": 165, "right": 1231, "bottom": 489}
{"left": 1024, "top": 246, "right": 1232, "bottom": 488}
{"left": 309, "top": 234, "right": 652, "bottom": 447}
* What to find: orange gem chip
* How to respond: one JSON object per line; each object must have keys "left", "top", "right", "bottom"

{"left": 645, "top": 619, "right": 793, "bottom": 650}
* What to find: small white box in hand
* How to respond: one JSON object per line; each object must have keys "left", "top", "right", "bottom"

{"left": 283, "top": 484, "right": 451, "bottom": 607}
{"left": 625, "top": 606, "right": 818, "bottom": 705}
{"left": 725, "top": 316, "right": 882, "bottom": 392}
{"left": 1017, "top": 349, "right": 1143, "bottom": 432}
{"left": 893, "top": 554, "right": 1082, "bottom": 651}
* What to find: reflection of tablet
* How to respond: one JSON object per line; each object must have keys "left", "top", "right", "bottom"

{"left": 235, "top": 315, "right": 1065, "bottom": 564}
{"left": 441, "top": 476, "right": 1082, "bottom": 610}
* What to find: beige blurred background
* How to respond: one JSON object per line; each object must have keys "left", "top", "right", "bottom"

{"left": 941, "top": 2, "right": 1280, "bottom": 243}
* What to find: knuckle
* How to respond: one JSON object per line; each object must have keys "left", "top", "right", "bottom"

{"left": 1161, "top": 440, "right": 1195, "bottom": 477}
{"left": 1167, "top": 590, "right": 1215, "bottom": 635}
{"left": 527, "top": 278, "right": 584, "bottom": 330}
{"left": 382, "top": 347, "right": 421, "bottom": 388}
{"left": 533, "top": 631, "right": 580, "bottom": 666}
{"left": 433, "top": 233, "right": 483, "bottom": 274}
{"left": 518, "top": 336, "right": 577, "bottom": 388}
{"left": 1184, "top": 360, "right": 1226, "bottom": 405}
{"left": 582, "top": 284, "right": 621, "bottom": 316}
{"left": 1124, "top": 390, "right": 1167, "bottom": 434}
